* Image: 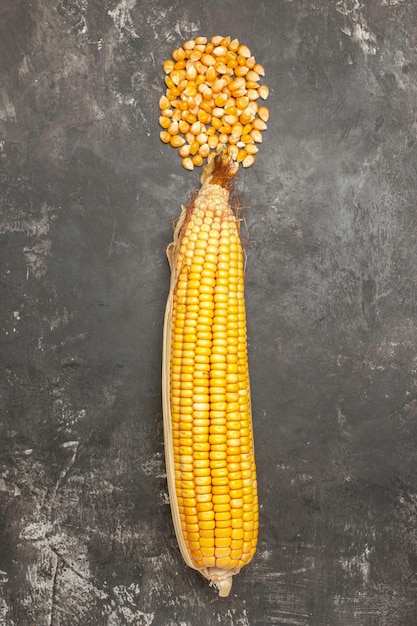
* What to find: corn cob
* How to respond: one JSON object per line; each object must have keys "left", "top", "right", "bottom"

{"left": 162, "top": 155, "right": 258, "bottom": 596}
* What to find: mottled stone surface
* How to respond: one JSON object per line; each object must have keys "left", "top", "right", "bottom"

{"left": 1, "top": 1, "right": 417, "bottom": 624}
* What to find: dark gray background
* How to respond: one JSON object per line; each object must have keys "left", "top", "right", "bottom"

{"left": 1, "top": 1, "right": 417, "bottom": 624}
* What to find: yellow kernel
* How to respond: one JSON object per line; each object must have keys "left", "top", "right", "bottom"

{"left": 186, "top": 64, "right": 197, "bottom": 80}
{"left": 190, "top": 50, "right": 203, "bottom": 64}
{"left": 159, "top": 95, "right": 170, "bottom": 110}
{"left": 199, "top": 537, "right": 215, "bottom": 548}
{"left": 215, "top": 61, "right": 228, "bottom": 75}
{"left": 172, "top": 47, "right": 186, "bottom": 61}
{"left": 212, "top": 107, "right": 225, "bottom": 118}
{"left": 234, "top": 65, "right": 249, "bottom": 77}
{"left": 182, "top": 157, "right": 194, "bottom": 170}
{"left": 202, "top": 53, "right": 216, "bottom": 67}
{"left": 242, "top": 154, "right": 255, "bottom": 168}
{"left": 198, "top": 83, "right": 211, "bottom": 99}
{"left": 184, "top": 83, "right": 197, "bottom": 98}
{"left": 213, "top": 45, "right": 227, "bottom": 57}
{"left": 236, "top": 96, "right": 250, "bottom": 110}
{"left": 254, "top": 62, "right": 265, "bottom": 76}
{"left": 251, "top": 129, "right": 262, "bottom": 143}
{"left": 179, "top": 120, "right": 190, "bottom": 134}
{"left": 159, "top": 115, "right": 170, "bottom": 129}
{"left": 199, "top": 143, "right": 211, "bottom": 158}
{"left": 208, "top": 135, "right": 219, "bottom": 149}
{"left": 168, "top": 120, "right": 179, "bottom": 135}
{"left": 212, "top": 78, "right": 226, "bottom": 94}
{"left": 215, "top": 527, "right": 232, "bottom": 539}
{"left": 258, "top": 106, "right": 269, "bottom": 122}
{"left": 183, "top": 39, "right": 196, "bottom": 50}
{"left": 247, "top": 88, "right": 259, "bottom": 101}
{"left": 172, "top": 108, "right": 182, "bottom": 121}
{"left": 211, "top": 117, "right": 223, "bottom": 130}
{"left": 179, "top": 144, "right": 191, "bottom": 157}
{"left": 214, "top": 93, "right": 228, "bottom": 107}
{"left": 170, "top": 135, "right": 185, "bottom": 148}
{"left": 192, "top": 154, "right": 204, "bottom": 166}
{"left": 229, "top": 77, "right": 245, "bottom": 92}
{"left": 205, "top": 66, "right": 217, "bottom": 82}
{"left": 224, "top": 105, "right": 237, "bottom": 116}
{"left": 259, "top": 84, "right": 270, "bottom": 99}
{"left": 170, "top": 70, "right": 182, "bottom": 85}
{"left": 190, "top": 120, "right": 202, "bottom": 135}
{"left": 185, "top": 112, "right": 197, "bottom": 125}
{"left": 190, "top": 140, "right": 199, "bottom": 155}
{"left": 224, "top": 114, "right": 238, "bottom": 126}
{"left": 211, "top": 35, "right": 224, "bottom": 45}
{"left": 178, "top": 99, "right": 189, "bottom": 111}
{"left": 227, "top": 145, "right": 239, "bottom": 161}
{"left": 247, "top": 70, "right": 260, "bottom": 82}
{"left": 160, "top": 131, "right": 171, "bottom": 144}
{"left": 245, "top": 143, "right": 259, "bottom": 155}
{"left": 252, "top": 117, "right": 267, "bottom": 131}
{"left": 233, "top": 87, "right": 247, "bottom": 98}
{"left": 200, "top": 100, "right": 213, "bottom": 114}
{"left": 163, "top": 59, "right": 175, "bottom": 74}
{"left": 245, "top": 56, "right": 256, "bottom": 69}
{"left": 239, "top": 111, "right": 254, "bottom": 125}
{"left": 165, "top": 75, "right": 176, "bottom": 91}
{"left": 230, "top": 122, "right": 243, "bottom": 138}
{"left": 238, "top": 44, "right": 251, "bottom": 58}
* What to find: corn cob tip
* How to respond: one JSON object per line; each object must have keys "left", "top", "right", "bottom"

{"left": 202, "top": 566, "right": 240, "bottom": 597}
{"left": 213, "top": 575, "right": 233, "bottom": 597}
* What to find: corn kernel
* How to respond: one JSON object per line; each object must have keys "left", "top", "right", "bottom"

{"left": 181, "top": 157, "right": 194, "bottom": 170}
{"left": 258, "top": 84, "right": 270, "bottom": 99}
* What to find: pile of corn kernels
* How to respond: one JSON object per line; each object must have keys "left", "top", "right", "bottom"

{"left": 159, "top": 35, "right": 269, "bottom": 170}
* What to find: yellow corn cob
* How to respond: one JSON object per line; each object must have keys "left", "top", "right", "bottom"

{"left": 162, "top": 155, "right": 258, "bottom": 596}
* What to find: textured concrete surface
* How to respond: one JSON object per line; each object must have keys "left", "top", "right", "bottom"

{"left": 1, "top": 1, "right": 417, "bottom": 624}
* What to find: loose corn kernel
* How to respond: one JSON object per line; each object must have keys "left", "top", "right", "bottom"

{"left": 258, "top": 84, "right": 270, "bottom": 99}
{"left": 160, "top": 130, "right": 171, "bottom": 143}
{"left": 250, "top": 129, "right": 262, "bottom": 143}
{"left": 257, "top": 106, "right": 270, "bottom": 122}
{"left": 238, "top": 44, "right": 251, "bottom": 58}
{"left": 170, "top": 135, "right": 185, "bottom": 148}
{"left": 182, "top": 157, "right": 194, "bottom": 170}
{"left": 192, "top": 154, "right": 204, "bottom": 166}
{"left": 242, "top": 154, "right": 255, "bottom": 168}
{"left": 159, "top": 115, "right": 170, "bottom": 129}
{"left": 179, "top": 144, "right": 191, "bottom": 157}
{"left": 252, "top": 118, "right": 267, "bottom": 131}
